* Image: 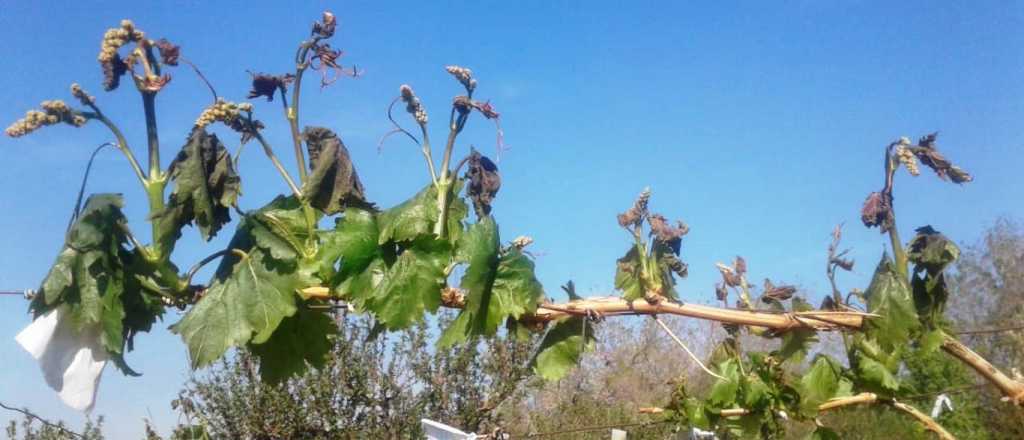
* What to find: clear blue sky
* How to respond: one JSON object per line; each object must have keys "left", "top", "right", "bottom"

{"left": 1, "top": 1, "right": 1022, "bottom": 437}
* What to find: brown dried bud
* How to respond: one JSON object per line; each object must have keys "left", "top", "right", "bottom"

{"left": 472, "top": 100, "right": 500, "bottom": 120}
{"left": 247, "top": 72, "right": 295, "bottom": 102}
{"left": 440, "top": 287, "right": 465, "bottom": 308}
{"left": 140, "top": 74, "right": 172, "bottom": 93}
{"left": 155, "top": 38, "right": 180, "bottom": 66}
{"left": 761, "top": 279, "right": 796, "bottom": 303}
{"left": 618, "top": 187, "right": 650, "bottom": 229}
{"left": 860, "top": 191, "right": 894, "bottom": 232}
{"left": 312, "top": 11, "right": 337, "bottom": 37}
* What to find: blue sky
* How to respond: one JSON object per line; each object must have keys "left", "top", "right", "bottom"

{"left": 1, "top": 1, "right": 1022, "bottom": 437}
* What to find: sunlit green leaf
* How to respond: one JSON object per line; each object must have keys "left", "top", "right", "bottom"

{"left": 530, "top": 315, "right": 596, "bottom": 381}
{"left": 864, "top": 256, "right": 919, "bottom": 351}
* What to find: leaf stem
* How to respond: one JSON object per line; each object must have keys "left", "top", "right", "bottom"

{"left": 251, "top": 128, "right": 303, "bottom": 199}
{"left": 287, "top": 39, "right": 321, "bottom": 187}
{"left": 80, "top": 111, "right": 146, "bottom": 187}
{"left": 883, "top": 144, "right": 908, "bottom": 279}
{"left": 183, "top": 249, "right": 233, "bottom": 286}
{"left": 420, "top": 126, "right": 438, "bottom": 185}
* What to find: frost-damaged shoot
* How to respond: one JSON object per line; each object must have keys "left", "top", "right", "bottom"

{"left": 5, "top": 11, "right": 1022, "bottom": 439}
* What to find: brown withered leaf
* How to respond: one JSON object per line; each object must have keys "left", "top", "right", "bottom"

{"left": 155, "top": 38, "right": 180, "bottom": 66}
{"left": 761, "top": 279, "right": 796, "bottom": 303}
{"left": 663, "top": 254, "right": 688, "bottom": 278}
{"left": 247, "top": 72, "right": 294, "bottom": 102}
{"left": 228, "top": 117, "right": 264, "bottom": 145}
{"left": 861, "top": 191, "right": 894, "bottom": 232}
{"left": 717, "top": 264, "right": 741, "bottom": 288}
{"left": 648, "top": 214, "right": 689, "bottom": 254}
{"left": 465, "top": 148, "right": 501, "bottom": 218}
{"left": 913, "top": 133, "right": 973, "bottom": 184}
{"left": 833, "top": 257, "right": 854, "bottom": 271}
{"left": 302, "top": 126, "right": 368, "bottom": 214}
{"left": 734, "top": 256, "right": 747, "bottom": 276}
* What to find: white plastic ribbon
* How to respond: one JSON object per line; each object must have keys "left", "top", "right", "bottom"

{"left": 15, "top": 308, "right": 107, "bottom": 412}
{"left": 930, "top": 393, "right": 953, "bottom": 419}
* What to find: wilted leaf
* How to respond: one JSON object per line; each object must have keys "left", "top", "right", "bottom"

{"left": 861, "top": 191, "right": 894, "bottom": 233}
{"left": 302, "top": 126, "right": 368, "bottom": 215}
{"left": 614, "top": 247, "right": 644, "bottom": 301}
{"left": 158, "top": 128, "right": 241, "bottom": 243}
{"left": 907, "top": 225, "right": 960, "bottom": 274}
{"left": 465, "top": 149, "right": 500, "bottom": 217}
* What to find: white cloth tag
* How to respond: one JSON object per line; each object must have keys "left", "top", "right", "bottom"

{"left": 15, "top": 308, "right": 107, "bottom": 412}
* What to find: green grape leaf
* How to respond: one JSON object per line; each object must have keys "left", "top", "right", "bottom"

{"left": 301, "top": 126, "right": 368, "bottom": 215}
{"left": 798, "top": 355, "right": 846, "bottom": 418}
{"left": 742, "top": 374, "right": 772, "bottom": 410}
{"left": 850, "top": 336, "right": 902, "bottom": 395}
{"left": 171, "top": 243, "right": 304, "bottom": 369}
{"left": 530, "top": 315, "right": 596, "bottom": 381}
{"left": 249, "top": 306, "right": 338, "bottom": 384}
{"left": 158, "top": 128, "right": 241, "bottom": 243}
{"left": 438, "top": 218, "right": 506, "bottom": 346}
{"left": 32, "top": 194, "right": 163, "bottom": 375}
{"left": 362, "top": 238, "right": 449, "bottom": 330}
{"left": 377, "top": 184, "right": 438, "bottom": 244}
{"left": 491, "top": 248, "right": 544, "bottom": 322}
{"left": 377, "top": 182, "right": 468, "bottom": 245}
{"left": 247, "top": 195, "right": 316, "bottom": 262}
{"left": 614, "top": 247, "right": 644, "bottom": 301}
{"left": 918, "top": 328, "right": 946, "bottom": 354}
{"left": 319, "top": 207, "right": 381, "bottom": 285}
{"left": 864, "top": 256, "right": 919, "bottom": 351}
{"left": 708, "top": 359, "right": 741, "bottom": 408}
